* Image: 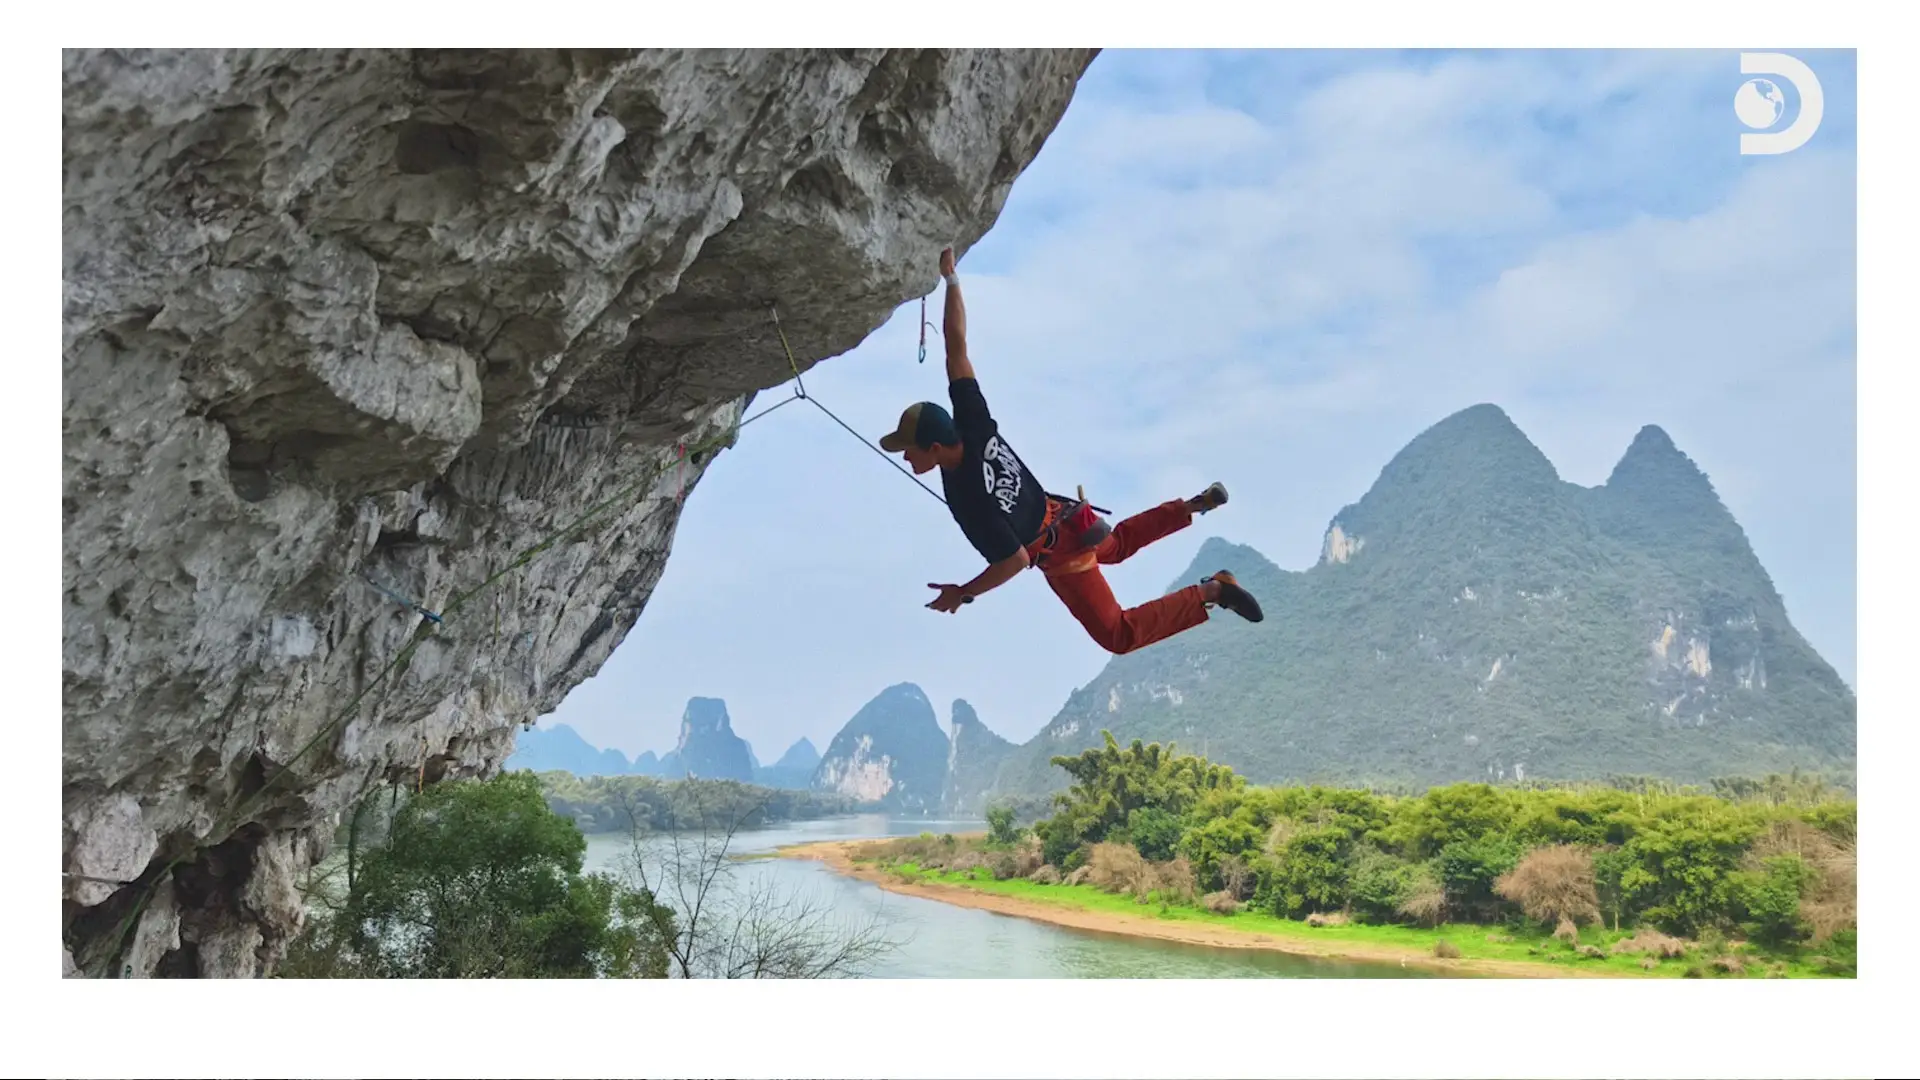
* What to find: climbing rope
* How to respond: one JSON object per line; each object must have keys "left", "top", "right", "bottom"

{"left": 83, "top": 303, "right": 947, "bottom": 976}
{"left": 770, "top": 303, "right": 948, "bottom": 508}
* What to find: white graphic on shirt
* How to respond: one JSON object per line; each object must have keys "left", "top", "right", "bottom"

{"left": 981, "top": 435, "right": 1023, "bottom": 515}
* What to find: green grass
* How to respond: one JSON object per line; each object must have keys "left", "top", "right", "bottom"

{"left": 872, "top": 859, "right": 1839, "bottom": 978}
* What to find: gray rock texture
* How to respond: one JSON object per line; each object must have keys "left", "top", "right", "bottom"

{"left": 62, "top": 47, "right": 1096, "bottom": 976}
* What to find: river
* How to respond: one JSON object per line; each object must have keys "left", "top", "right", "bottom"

{"left": 582, "top": 813, "right": 1432, "bottom": 979}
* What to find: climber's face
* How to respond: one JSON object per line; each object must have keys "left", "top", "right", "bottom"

{"left": 901, "top": 441, "right": 963, "bottom": 475}
{"left": 902, "top": 444, "right": 939, "bottom": 474}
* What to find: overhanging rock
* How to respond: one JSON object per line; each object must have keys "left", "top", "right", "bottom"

{"left": 62, "top": 47, "right": 1097, "bottom": 977}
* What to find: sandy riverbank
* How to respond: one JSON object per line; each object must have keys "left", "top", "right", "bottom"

{"left": 778, "top": 838, "right": 1623, "bottom": 979}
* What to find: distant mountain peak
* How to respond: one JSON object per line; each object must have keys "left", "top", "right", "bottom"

{"left": 1606, "top": 424, "right": 1717, "bottom": 498}
{"left": 1385, "top": 403, "right": 1560, "bottom": 486}
{"left": 680, "top": 696, "right": 732, "bottom": 735}
{"left": 669, "top": 697, "right": 753, "bottom": 782}
{"left": 774, "top": 737, "right": 821, "bottom": 771}
{"left": 815, "top": 684, "right": 948, "bottom": 811}
{"left": 950, "top": 700, "right": 1010, "bottom": 745}
{"left": 944, "top": 699, "right": 1016, "bottom": 816}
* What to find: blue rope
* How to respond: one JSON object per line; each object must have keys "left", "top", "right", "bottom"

{"left": 359, "top": 573, "right": 443, "bottom": 624}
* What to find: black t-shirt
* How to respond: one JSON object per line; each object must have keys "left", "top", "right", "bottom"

{"left": 939, "top": 378, "right": 1047, "bottom": 563}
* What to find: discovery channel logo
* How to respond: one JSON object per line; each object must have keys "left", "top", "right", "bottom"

{"left": 1736, "top": 52, "right": 1823, "bottom": 155}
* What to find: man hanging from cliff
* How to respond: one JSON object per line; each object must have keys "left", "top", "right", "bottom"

{"left": 877, "top": 247, "right": 1265, "bottom": 654}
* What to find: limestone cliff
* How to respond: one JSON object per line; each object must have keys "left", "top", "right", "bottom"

{"left": 61, "top": 47, "right": 1096, "bottom": 977}
{"left": 812, "top": 683, "right": 949, "bottom": 812}
{"left": 658, "top": 698, "right": 753, "bottom": 782}
{"left": 941, "top": 700, "right": 1016, "bottom": 815}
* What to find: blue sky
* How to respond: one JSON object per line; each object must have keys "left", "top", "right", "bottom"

{"left": 546, "top": 48, "right": 1857, "bottom": 763}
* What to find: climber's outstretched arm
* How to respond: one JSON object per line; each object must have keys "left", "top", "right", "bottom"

{"left": 941, "top": 246, "right": 975, "bottom": 384}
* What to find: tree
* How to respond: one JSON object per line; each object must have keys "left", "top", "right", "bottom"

{"left": 1261, "top": 825, "right": 1350, "bottom": 917}
{"left": 1617, "top": 804, "right": 1762, "bottom": 934}
{"left": 284, "top": 772, "right": 668, "bottom": 978}
{"left": 1732, "top": 854, "right": 1815, "bottom": 944}
{"left": 1125, "top": 807, "right": 1183, "bottom": 861}
{"left": 985, "top": 802, "right": 1022, "bottom": 847}
{"left": 1590, "top": 845, "right": 1635, "bottom": 931}
{"left": 1037, "top": 731, "right": 1242, "bottom": 866}
{"left": 618, "top": 788, "right": 901, "bottom": 979}
{"left": 1436, "top": 833, "right": 1521, "bottom": 921}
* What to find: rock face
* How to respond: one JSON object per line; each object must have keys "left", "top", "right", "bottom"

{"left": 61, "top": 47, "right": 1096, "bottom": 977}
{"left": 660, "top": 698, "right": 754, "bottom": 782}
{"left": 992, "top": 404, "right": 1856, "bottom": 797}
{"left": 813, "top": 683, "right": 950, "bottom": 812}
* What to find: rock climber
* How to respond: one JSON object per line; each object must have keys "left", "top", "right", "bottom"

{"left": 877, "top": 247, "right": 1265, "bottom": 655}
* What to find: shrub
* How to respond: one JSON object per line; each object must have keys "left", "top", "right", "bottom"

{"left": 1202, "top": 890, "right": 1242, "bottom": 914}
{"left": 1815, "top": 929, "right": 1857, "bottom": 977}
{"left": 1086, "top": 842, "right": 1151, "bottom": 895}
{"left": 948, "top": 852, "right": 989, "bottom": 876}
{"left": 1748, "top": 819, "right": 1855, "bottom": 944}
{"left": 1216, "top": 854, "right": 1255, "bottom": 901}
{"left": 1494, "top": 845, "right": 1602, "bottom": 929}
{"left": 1609, "top": 929, "right": 1688, "bottom": 959}
{"left": 1397, "top": 869, "right": 1447, "bottom": 928}
{"left": 985, "top": 802, "right": 1022, "bottom": 847}
{"left": 1036, "top": 817, "right": 1082, "bottom": 869}
{"left": 1152, "top": 856, "right": 1198, "bottom": 905}
{"left": 1347, "top": 844, "right": 1424, "bottom": 924}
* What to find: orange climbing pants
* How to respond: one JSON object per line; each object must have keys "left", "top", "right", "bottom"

{"left": 1027, "top": 499, "right": 1208, "bottom": 655}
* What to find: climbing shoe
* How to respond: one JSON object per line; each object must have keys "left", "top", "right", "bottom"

{"left": 1190, "top": 481, "right": 1229, "bottom": 514}
{"left": 1203, "top": 569, "right": 1263, "bottom": 623}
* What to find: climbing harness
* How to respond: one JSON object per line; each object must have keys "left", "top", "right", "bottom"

{"left": 1027, "top": 486, "right": 1113, "bottom": 578}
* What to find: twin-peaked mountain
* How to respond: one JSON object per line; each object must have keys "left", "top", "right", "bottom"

{"left": 991, "top": 404, "right": 1855, "bottom": 795}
